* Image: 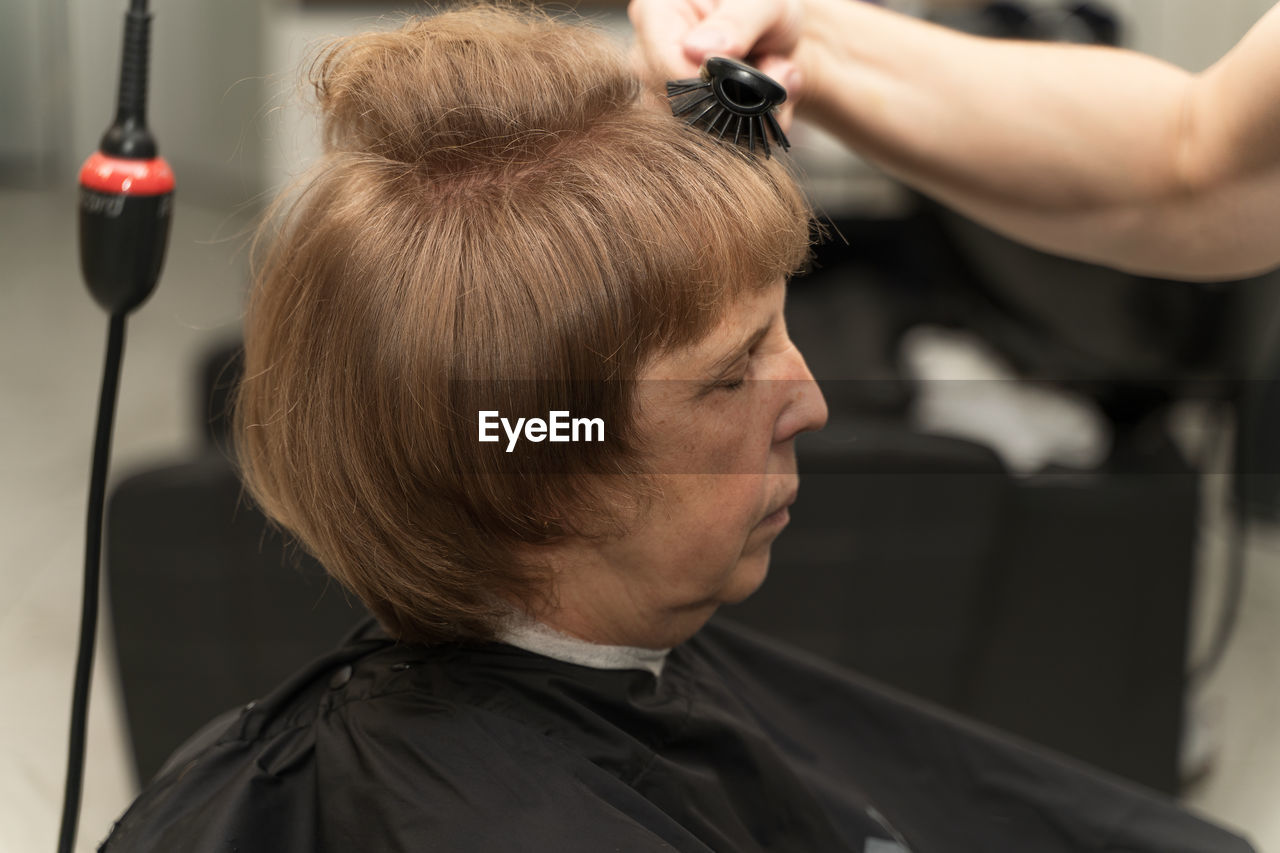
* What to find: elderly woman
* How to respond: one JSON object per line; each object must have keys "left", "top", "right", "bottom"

{"left": 102, "top": 7, "right": 1252, "bottom": 852}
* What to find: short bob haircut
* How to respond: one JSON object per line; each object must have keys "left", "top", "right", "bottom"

{"left": 235, "top": 4, "right": 812, "bottom": 644}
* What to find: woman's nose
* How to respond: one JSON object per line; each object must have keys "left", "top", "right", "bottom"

{"left": 773, "top": 345, "right": 829, "bottom": 444}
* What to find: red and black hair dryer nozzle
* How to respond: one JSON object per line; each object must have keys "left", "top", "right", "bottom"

{"left": 78, "top": 0, "right": 174, "bottom": 316}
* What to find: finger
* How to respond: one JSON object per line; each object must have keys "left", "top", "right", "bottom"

{"left": 628, "top": 0, "right": 705, "bottom": 79}
{"left": 682, "top": 0, "right": 797, "bottom": 64}
{"left": 755, "top": 55, "right": 803, "bottom": 107}
{"left": 774, "top": 100, "right": 796, "bottom": 136}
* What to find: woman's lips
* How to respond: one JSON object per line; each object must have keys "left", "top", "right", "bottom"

{"left": 757, "top": 504, "right": 790, "bottom": 529}
{"left": 757, "top": 490, "right": 797, "bottom": 529}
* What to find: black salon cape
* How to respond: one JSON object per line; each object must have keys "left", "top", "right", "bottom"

{"left": 100, "top": 618, "right": 1253, "bottom": 853}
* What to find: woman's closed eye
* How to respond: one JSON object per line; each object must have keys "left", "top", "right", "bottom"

{"left": 707, "top": 353, "right": 752, "bottom": 394}
{"left": 698, "top": 313, "right": 781, "bottom": 397}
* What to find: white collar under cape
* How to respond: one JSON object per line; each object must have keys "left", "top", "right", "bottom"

{"left": 497, "top": 619, "right": 670, "bottom": 678}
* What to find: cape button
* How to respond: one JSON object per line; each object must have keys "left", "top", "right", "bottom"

{"left": 329, "top": 665, "right": 353, "bottom": 690}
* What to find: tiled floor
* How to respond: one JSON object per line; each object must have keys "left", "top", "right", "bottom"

{"left": 1, "top": 186, "right": 1277, "bottom": 852}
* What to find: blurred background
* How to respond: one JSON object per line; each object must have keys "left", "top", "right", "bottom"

{"left": 3, "top": 0, "right": 1279, "bottom": 850}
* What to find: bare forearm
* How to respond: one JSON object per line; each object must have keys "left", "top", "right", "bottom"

{"left": 796, "top": 0, "right": 1280, "bottom": 280}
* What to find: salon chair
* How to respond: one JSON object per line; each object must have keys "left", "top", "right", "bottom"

{"left": 729, "top": 421, "right": 1009, "bottom": 707}
{"left": 727, "top": 415, "right": 1196, "bottom": 795}
{"left": 106, "top": 342, "right": 364, "bottom": 784}
{"left": 724, "top": 211, "right": 1207, "bottom": 794}
{"left": 113, "top": 304, "right": 1201, "bottom": 795}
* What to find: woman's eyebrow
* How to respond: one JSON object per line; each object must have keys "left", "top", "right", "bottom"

{"left": 706, "top": 318, "right": 775, "bottom": 375}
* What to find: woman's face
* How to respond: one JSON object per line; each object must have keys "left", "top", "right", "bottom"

{"left": 545, "top": 279, "right": 828, "bottom": 647}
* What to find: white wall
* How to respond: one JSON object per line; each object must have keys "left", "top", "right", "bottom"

{"left": 889, "top": 0, "right": 1276, "bottom": 69}
{"left": 0, "top": 0, "right": 70, "bottom": 183}
{"left": 66, "top": 0, "right": 266, "bottom": 207}
{"left": 259, "top": 5, "right": 634, "bottom": 191}
{"left": 824, "top": 0, "right": 1280, "bottom": 215}
{"left": 6, "top": 0, "right": 1280, "bottom": 201}
{"left": 1110, "top": 0, "right": 1275, "bottom": 70}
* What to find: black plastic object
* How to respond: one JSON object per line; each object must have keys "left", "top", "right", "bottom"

{"left": 76, "top": 0, "right": 173, "bottom": 316}
{"left": 667, "top": 57, "right": 790, "bottom": 157}
{"left": 935, "top": 2, "right": 1122, "bottom": 45}
{"left": 78, "top": 159, "right": 173, "bottom": 314}
{"left": 62, "top": 1, "right": 172, "bottom": 851}
{"left": 107, "top": 453, "right": 363, "bottom": 783}
{"left": 100, "top": 4, "right": 158, "bottom": 159}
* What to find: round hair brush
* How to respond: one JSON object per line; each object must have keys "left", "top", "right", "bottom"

{"left": 666, "top": 57, "right": 790, "bottom": 157}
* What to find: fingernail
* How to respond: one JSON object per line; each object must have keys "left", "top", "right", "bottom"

{"left": 785, "top": 67, "right": 803, "bottom": 94}
{"left": 685, "top": 27, "right": 729, "bottom": 56}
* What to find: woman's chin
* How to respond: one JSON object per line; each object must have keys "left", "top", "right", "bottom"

{"left": 718, "top": 550, "right": 774, "bottom": 605}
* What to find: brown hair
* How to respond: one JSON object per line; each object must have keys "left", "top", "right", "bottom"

{"left": 234, "top": 4, "right": 812, "bottom": 643}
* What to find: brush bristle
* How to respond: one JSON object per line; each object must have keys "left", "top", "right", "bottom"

{"left": 665, "top": 72, "right": 789, "bottom": 157}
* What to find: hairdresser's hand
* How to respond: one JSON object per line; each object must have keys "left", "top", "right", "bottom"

{"left": 629, "top": 0, "right": 806, "bottom": 128}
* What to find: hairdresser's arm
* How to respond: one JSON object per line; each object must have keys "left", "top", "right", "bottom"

{"left": 631, "top": 0, "right": 1280, "bottom": 281}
